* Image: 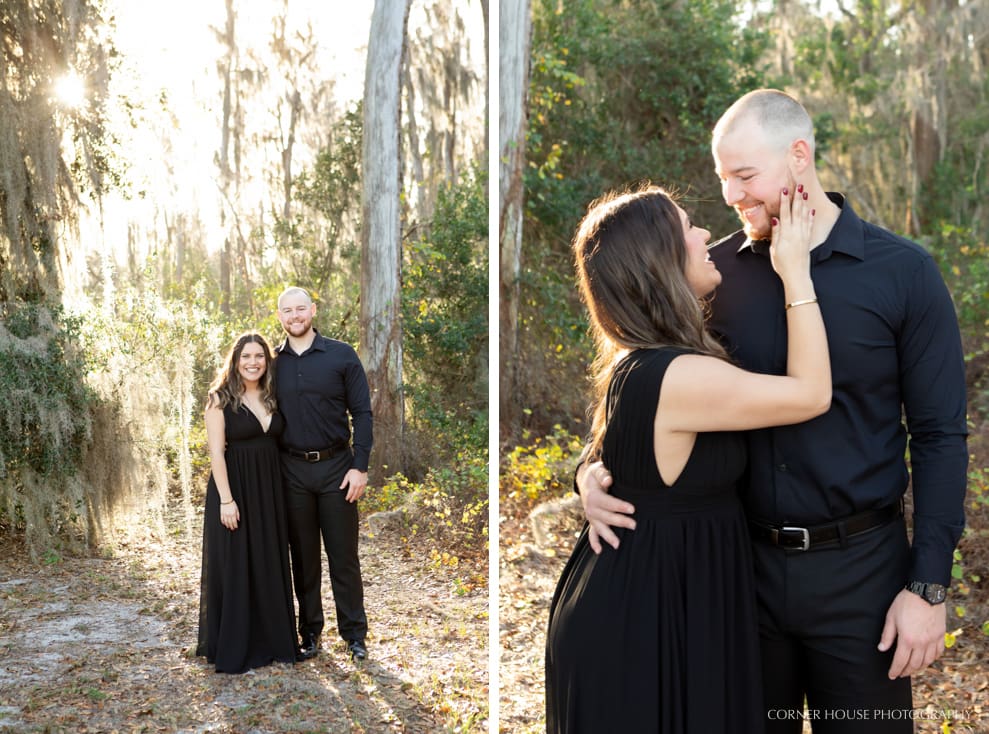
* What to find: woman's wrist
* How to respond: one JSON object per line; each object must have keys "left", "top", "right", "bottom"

{"left": 782, "top": 282, "right": 816, "bottom": 303}
{"left": 785, "top": 297, "right": 819, "bottom": 311}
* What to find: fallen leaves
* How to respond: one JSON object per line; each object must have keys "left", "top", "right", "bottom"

{"left": 0, "top": 508, "right": 488, "bottom": 733}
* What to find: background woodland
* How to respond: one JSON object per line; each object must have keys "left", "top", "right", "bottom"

{"left": 0, "top": 0, "right": 489, "bottom": 585}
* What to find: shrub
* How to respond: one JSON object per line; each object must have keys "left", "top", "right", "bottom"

{"left": 0, "top": 304, "right": 94, "bottom": 555}
{"left": 500, "top": 424, "right": 584, "bottom": 517}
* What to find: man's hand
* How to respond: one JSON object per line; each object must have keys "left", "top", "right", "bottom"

{"left": 576, "top": 461, "right": 636, "bottom": 554}
{"left": 878, "top": 589, "right": 946, "bottom": 679}
{"left": 340, "top": 469, "right": 368, "bottom": 503}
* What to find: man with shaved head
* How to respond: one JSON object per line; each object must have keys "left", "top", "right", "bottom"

{"left": 274, "top": 286, "right": 372, "bottom": 663}
{"left": 576, "top": 90, "right": 967, "bottom": 732}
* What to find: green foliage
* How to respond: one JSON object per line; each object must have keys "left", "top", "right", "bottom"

{"left": 402, "top": 164, "right": 488, "bottom": 451}
{"left": 527, "top": 0, "right": 768, "bottom": 240}
{"left": 780, "top": 1, "right": 989, "bottom": 336}
{"left": 519, "top": 0, "right": 770, "bottom": 433}
{"left": 0, "top": 304, "right": 95, "bottom": 555}
{"left": 0, "top": 0, "right": 121, "bottom": 301}
{"left": 365, "top": 447, "right": 488, "bottom": 591}
{"left": 930, "top": 224, "right": 989, "bottom": 341}
{"left": 926, "top": 222, "right": 989, "bottom": 415}
{"left": 501, "top": 425, "right": 584, "bottom": 514}
{"left": 967, "top": 466, "right": 989, "bottom": 511}
{"left": 0, "top": 305, "right": 93, "bottom": 479}
{"left": 272, "top": 104, "right": 364, "bottom": 346}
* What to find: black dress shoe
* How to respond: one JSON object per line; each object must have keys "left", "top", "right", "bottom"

{"left": 347, "top": 639, "right": 367, "bottom": 661}
{"left": 297, "top": 633, "right": 320, "bottom": 661}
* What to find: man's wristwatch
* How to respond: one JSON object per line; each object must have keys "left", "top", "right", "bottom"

{"left": 905, "top": 581, "right": 947, "bottom": 605}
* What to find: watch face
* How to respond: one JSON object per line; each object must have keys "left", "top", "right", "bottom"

{"left": 908, "top": 581, "right": 947, "bottom": 604}
{"left": 907, "top": 581, "right": 948, "bottom": 604}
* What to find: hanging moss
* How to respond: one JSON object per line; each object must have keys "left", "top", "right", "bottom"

{"left": 0, "top": 0, "right": 115, "bottom": 302}
{"left": 0, "top": 304, "right": 93, "bottom": 555}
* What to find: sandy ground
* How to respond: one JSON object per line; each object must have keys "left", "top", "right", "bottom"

{"left": 0, "top": 510, "right": 487, "bottom": 733}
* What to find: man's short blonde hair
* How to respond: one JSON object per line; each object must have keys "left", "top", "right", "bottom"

{"left": 277, "top": 286, "right": 313, "bottom": 308}
{"left": 713, "top": 89, "right": 816, "bottom": 155}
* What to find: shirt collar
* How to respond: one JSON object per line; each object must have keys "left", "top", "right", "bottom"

{"left": 275, "top": 329, "right": 326, "bottom": 355}
{"left": 728, "top": 192, "right": 866, "bottom": 262}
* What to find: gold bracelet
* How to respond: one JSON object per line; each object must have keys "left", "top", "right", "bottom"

{"left": 785, "top": 297, "right": 818, "bottom": 311}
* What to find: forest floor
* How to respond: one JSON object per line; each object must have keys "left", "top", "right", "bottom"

{"left": 0, "top": 506, "right": 488, "bottom": 733}
{"left": 498, "top": 417, "right": 989, "bottom": 734}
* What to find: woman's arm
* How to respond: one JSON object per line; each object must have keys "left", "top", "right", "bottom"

{"left": 661, "top": 186, "right": 831, "bottom": 433}
{"left": 205, "top": 401, "right": 239, "bottom": 530}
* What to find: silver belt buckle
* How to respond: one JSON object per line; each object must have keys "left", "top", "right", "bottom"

{"left": 782, "top": 526, "right": 811, "bottom": 551}
{"left": 305, "top": 450, "right": 321, "bottom": 462}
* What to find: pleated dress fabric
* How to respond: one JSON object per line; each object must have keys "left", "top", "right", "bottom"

{"left": 197, "top": 404, "right": 297, "bottom": 674}
{"left": 546, "top": 347, "right": 764, "bottom": 733}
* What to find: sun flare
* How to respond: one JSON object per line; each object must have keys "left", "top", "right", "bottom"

{"left": 53, "top": 71, "right": 87, "bottom": 109}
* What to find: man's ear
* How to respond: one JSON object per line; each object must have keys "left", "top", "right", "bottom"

{"left": 789, "top": 138, "right": 813, "bottom": 175}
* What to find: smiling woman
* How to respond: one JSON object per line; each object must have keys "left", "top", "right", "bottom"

{"left": 197, "top": 331, "right": 297, "bottom": 674}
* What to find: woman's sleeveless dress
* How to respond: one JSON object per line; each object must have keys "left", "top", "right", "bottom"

{"left": 197, "top": 404, "right": 297, "bottom": 673}
{"left": 546, "top": 347, "right": 763, "bottom": 733}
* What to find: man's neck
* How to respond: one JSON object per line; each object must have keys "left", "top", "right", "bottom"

{"left": 287, "top": 329, "right": 317, "bottom": 355}
{"left": 808, "top": 188, "right": 841, "bottom": 250}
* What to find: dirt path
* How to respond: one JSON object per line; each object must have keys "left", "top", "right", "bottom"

{"left": 0, "top": 513, "right": 487, "bottom": 733}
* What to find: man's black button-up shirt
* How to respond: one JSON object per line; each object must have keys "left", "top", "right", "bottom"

{"left": 708, "top": 193, "right": 967, "bottom": 585}
{"left": 273, "top": 331, "right": 373, "bottom": 472}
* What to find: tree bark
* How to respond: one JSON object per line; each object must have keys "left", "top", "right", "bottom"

{"left": 498, "top": 0, "right": 532, "bottom": 440}
{"left": 281, "top": 89, "right": 302, "bottom": 221}
{"left": 217, "top": 0, "right": 236, "bottom": 316}
{"left": 360, "top": 0, "right": 411, "bottom": 478}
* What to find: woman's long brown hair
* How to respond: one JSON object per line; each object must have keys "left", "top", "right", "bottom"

{"left": 573, "top": 184, "right": 727, "bottom": 461}
{"left": 206, "top": 332, "right": 277, "bottom": 414}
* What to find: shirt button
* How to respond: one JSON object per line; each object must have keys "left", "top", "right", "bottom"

{"left": 777, "top": 463, "right": 788, "bottom": 472}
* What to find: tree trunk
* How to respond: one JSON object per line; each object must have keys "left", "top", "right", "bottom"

{"left": 498, "top": 0, "right": 531, "bottom": 440}
{"left": 401, "top": 59, "right": 426, "bottom": 226}
{"left": 217, "top": 0, "right": 236, "bottom": 316}
{"left": 360, "top": 0, "right": 411, "bottom": 479}
{"left": 904, "top": 0, "right": 959, "bottom": 233}
{"left": 481, "top": 0, "right": 490, "bottom": 169}
{"left": 281, "top": 89, "right": 302, "bottom": 221}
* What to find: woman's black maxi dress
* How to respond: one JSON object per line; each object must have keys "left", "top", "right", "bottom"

{"left": 197, "top": 404, "right": 297, "bottom": 673}
{"left": 546, "top": 347, "right": 764, "bottom": 733}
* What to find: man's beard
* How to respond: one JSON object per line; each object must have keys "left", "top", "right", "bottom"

{"left": 285, "top": 318, "right": 312, "bottom": 335}
{"left": 740, "top": 213, "right": 771, "bottom": 241}
{"left": 738, "top": 200, "right": 780, "bottom": 241}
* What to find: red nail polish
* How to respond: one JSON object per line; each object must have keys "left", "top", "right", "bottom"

{"left": 811, "top": 209, "right": 816, "bottom": 216}
{"left": 803, "top": 192, "right": 808, "bottom": 200}
{"left": 771, "top": 217, "right": 779, "bottom": 226}
{"left": 797, "top": 184, "right": 804, "bottom": 193}
{"left": 782, "top": 188, "right": 788, "bottom": 196}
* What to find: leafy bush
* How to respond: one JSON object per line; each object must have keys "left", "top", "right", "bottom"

{"left": 0, "top": 305, "right": 94, "bottom": 554}
{"left": 518, "top": 0, "right": 769, "bottom": 435}
{"left": 402, "top": 165, "right": 488, "bottom": 468}
{"left": 501, "top": 424, "right": 584, "bottom": 516}
{"left": 365, "top": 447, "right": 488, "bottom": 592}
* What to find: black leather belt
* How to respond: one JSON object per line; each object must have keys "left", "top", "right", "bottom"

{"left": 749, "top": 501, "right": 902, "bottom": 551}
{"left": 284, "top": 445, "right": 345, "bottom": 463}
